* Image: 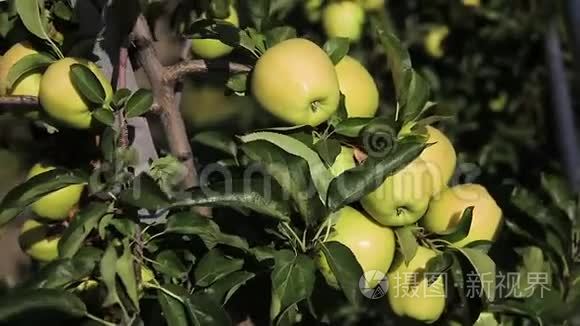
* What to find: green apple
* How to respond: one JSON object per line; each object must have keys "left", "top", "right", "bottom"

{"left": 0, "top": 42, "right": 42, "bottom": 96}
{"left": 358, "top": 0, "right": 385, "bottom": 11}
{"left": 322, "top": 2, "right": 366, "bottom": 42}
{"left": 335, "top": 55, "right": 379, "bottom": 118}
{"left": 28, "top": 163, "right": 85, "bottom": 221}
{"left": 191, "top": 5, "right": 239, "bottom": 59}
{"left": 251, "top": 38, "right": 340, "bottom": 126}
{"left": 180, "top": 84, "right": 239, "bottom": 128}
{"left": 19, "top": 219, "right": 61, "bottom": 262}
{"left": 39, "top": 57, "right": 113, "bottom": 129}
{"left": 421, "top": 126, "right": 457, "bottom": 196}
{"left": 388, "top": 246, "right": 446, "bottom": 323}
{"left": 423, "top": 183, "right": 503, "bottom": 247}
{"left": 316, "top": 206, "right": 396, "bottom": 289}
{"left": 329, "top": 146, "right": 356, "bottom": 176}
{"left": 303, "top": 0, "right": 324, "bottom": 23}
{"left": 424, "top": 25, "right": 449, "bottom": 59}
{"left": 361, "top": 159, "right": 435, "bottom": 226}
{"left": 462, "top": 0, "right": 480, "bottom": 7}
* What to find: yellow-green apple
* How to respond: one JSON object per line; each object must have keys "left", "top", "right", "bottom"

{"left": 316, "top": 206, "right": 396, "bottom": 289}
{"left": 335, "top": 55, "right": 379, "bottom": 118}
{"left": 462, "top": 0, "right": 480, "bottom": 7}
{"left": 322, "top": 2, "right": 366, "bottom": 42}
{"left": 191, "top": 5, "right": 239, "bottom": 59}
{"left": 180, "top": 84, "right": 239, "bottom": 128}
{"left": 361, "top": 159, "right": 435, "bottom": 226}
{"left": 424, "top": 25, "right": 449, "bottom": 59}
{"left": 303, "top": 0, "right": 324, "bottom": 23}
{"left": 19, "top": 219, "right": 61, "bottom": 262}
{"left": 28, "top": 163, "right": 84, "bottom": 220}
{"left": 423, "top": 183, "right": 503, "bottom": 247}
{"left": 39, "top": 58, "right": 113, "bottom": 129}
{"left": 0, "top": 42, "right": 41, "bottom": 96}
{"left": 329, "top": 146, "right": 356, "bottom": 176}
{"left": 251, "top": 38, "right": 340, "bottom": 126}
{"left": 357, "top": 0, "right": 385, "bottom": 11}
{"left": 388, "top": 246, "right": 446, "bottom": 323}
{"left": 421, "top": 126, "right": 457, "bottom": 196}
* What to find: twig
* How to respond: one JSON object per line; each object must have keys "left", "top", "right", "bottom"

{"left": 164, "top": 60, "right": 251, "bottom": 83}
{"left": 131, "top": 14, "right": 199, "bottom": 189}
{"left": 0, "top": 96, "right": 39, "bottom": 108}
{"left": 118, "top": 46, "right": 129, "bottom": 149}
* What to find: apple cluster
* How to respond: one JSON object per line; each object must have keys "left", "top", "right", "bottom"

{"left": 246, "top": 35, "right": 503, "bottom": 323}
{"left": 0, "top": 42, "right": 113, "bottom": 129}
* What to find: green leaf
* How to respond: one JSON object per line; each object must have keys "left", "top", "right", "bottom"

{"left": 438, "top": 206, "right": 474, "bottom": 243}
{"left": 424, "top": 252, "right": 453, "bottom": 286}
{"left": 158, "top": 286, "right": 189, "bottom": 326}
{"left": 371, "top": 17, "right": 430, "bottom": 124}
{"left": 100, "top": 243, "right": 120, "bottom": 307}
{"left": 464, "top": 240, "right": 494, "bottom": 252}
{"left": 92, "top": 107, "right": 115, "bottom": 126}
{"left": 58, "top": 202, "right": 110, "bottom": 258}
{"left": 0, "top": 168, "right": 86, "bottom": 226}
{"left": 540, "top": 172, "right": 576, "bottom": 220}
{"left": 52, "top": 1, "right": 73, "bottom": 21}
{"left": 185, "top": 294, "right": 232, "bottom": 326}
{"left": 202, "top": 271, "right": 255, "bottom": 304}
{"left": 174, "top": 178, "right": 292, "bottom": 221}
{"left": 334, "top": 118, "right": 373, "bottom": 137}
{"left": 116, "top": 239, "right": 139, "bottom": 309}
{"left": 314, "top": 138, "right": 342, "bottom": 167}
{"left": 265, "top": 26, "right": 297, "bottom": 48}
{"left": 154, "top": 250, "right": 190, "bottom": 279}
{"left": 270, "top": 250, "right": 316, "bottom": 319}
{"left": 125, "top": 88, "right": 153, "bottom": 118}
{"left": 165, "top": 212, "right": 248, "bottom": 250}
{"left": 323, "top": 37, "right": 350, "bottom": 65}
{"left": 119, "top": 173, "right": 171, "bottom": 210}
{"left": 241, "top": 140, "right": 326, "bottom": 226}
{"left": 226, "top": 72, "right": 248, "bottom": 93}
{"left": 0, "top": 289, "right": 86, "bottom": 321}
{"left": 240, "top": 131, "right": 334, "bottom": 204}
{"left": 326, "top": 139, "right": 426, "bottom": 211}
{"left": 456, "top": 247, "right": 497, "bottom": 302}
{"left": 319, "top": 242, "right": 364, "bottom": 306}
{"left": 69, "top": 63, "right": 106, "bottom": 105}
{"left": 15, "top": 0, "right": 50, "bottom": 40}
{"left": 193, "top": 131, "right": 237, "bottom": 158}
{"left": 186, "top": 19, "right": 240, "bottom": 47}
{"left": 112, "top": 88, "right": 132, "bottom": 108}
{"left": 6, "top": 53, "right": 54, "bottom": 90}
{"left": 194, "top": 249, "right": 244, "bottom": 287}
{"left": 394, "top": 226, "right": 418, "bottom": 265}
{"left": 511, "top": 187, "right": 571, "bottom": 250}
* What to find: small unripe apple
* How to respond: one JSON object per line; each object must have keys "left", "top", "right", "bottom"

{"left": 251, "top": 38, "right": 340, "bottom": 126}
{"left": 388, "top": 246, "right": 446, "bottom": 323}
{"left": 322, "top": 2, "right": 366, "bottom": 42}
{"left": 180, "top": 84, "right": 240, "bottom": 128}
{"left": 462, "top": 0, "right": 480, "bottom": 7}
{"left": 191, "top": 5, "right": 240, "bottom": 59}
{"left": 423, "top": 184, "right": 503, "bottom": 247}
{"left": 19, "top": 219, "right": 61, "bottom": 262}
{"left": 316, "top": 206, "right": 396, "bottom": 289}
{"left": 27, "top": 163, "right": 84, "bottom": 221}
{"left": 39, "top": 57, "right": 113, "bottom": 130}
{"left": 0, "top": 42, "right": 42, "bottom": 96}
{"left": 358, "top": 0, "right": 385, "bottom": 11}
{"left": 424, "top": 25, "right": 449, "bottom": 59}
{"left": 335, "top": 55, "right": 379, "bottom": 118}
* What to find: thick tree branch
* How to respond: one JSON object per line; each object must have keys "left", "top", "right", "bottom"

{"left": 164, "top": 60, "right": 251, "bottom": 83}
{"left": 0, "top": 96, "right": 39, "bottom": 109}
{"left": 131, "top": 14, "right": 199, "bottom": 189}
